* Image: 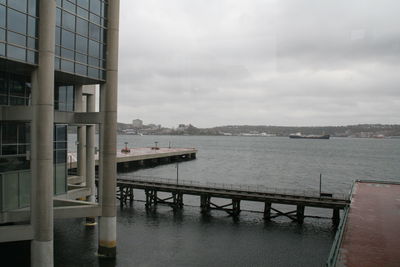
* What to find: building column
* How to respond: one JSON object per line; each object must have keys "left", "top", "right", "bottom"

{"left": 31, "top": 0, "right": 56, "bottom": 266}
{"left": 85, "top": 92, "right": 96, "bottom": 225}
{"left": 75, "top": 85, "right": 86, "bottom": 184}
{"left": 86, "top": 92, "right": 96, "bottom": 202}
{"left": 98, "top": 0, "right": 120, "bottom": 258}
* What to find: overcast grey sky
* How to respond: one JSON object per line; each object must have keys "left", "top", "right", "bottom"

{"left": 117, "top": 0, "right": 400, "bottom": 128}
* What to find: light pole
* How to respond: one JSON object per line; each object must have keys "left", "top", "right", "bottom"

{"left": 319, "top": 173, "right": 322, "bottom": 196}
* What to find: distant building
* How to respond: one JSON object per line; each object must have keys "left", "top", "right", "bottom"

{"left": 177, "top": 124, "right": 189, "bottom": 131}
{"left": 132, "top": 119, "right": 143, "bottom": 128}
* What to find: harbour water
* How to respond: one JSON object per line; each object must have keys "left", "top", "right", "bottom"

{"left": 56, "top": 135, "right": 400, "bottom": 266}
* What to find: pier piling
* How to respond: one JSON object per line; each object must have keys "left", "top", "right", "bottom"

{"left": 296, "top": 205, "right": 305, "bottom": 224}
{"left": 264, "top": 202, "right": 272, "bottom": 221}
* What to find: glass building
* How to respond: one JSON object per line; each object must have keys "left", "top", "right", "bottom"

{"left": 0, "top": 0, "right": 119, "bottom": 264}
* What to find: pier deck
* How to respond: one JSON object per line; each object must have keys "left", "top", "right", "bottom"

{"left": 331, "top": 180, "right": 400, "bottom": 267}
{"left": 116, "top": 176, "right": 350, "bottom": 225}
{"left": 68, "top": 147, "right": 197, "bottom": 169}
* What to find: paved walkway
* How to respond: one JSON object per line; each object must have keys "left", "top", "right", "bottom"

{"left": 338, "top": 181, "right": 400, "bottom": 267}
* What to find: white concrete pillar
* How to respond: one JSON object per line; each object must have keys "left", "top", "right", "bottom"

{"left": 31, "top": 0, "right": 56, "bottom": 266}
{"left": 75, "top": 85, "right": 86, "bottom": 183}
{"left": 98, "top": 0, "right": 120, "bottom": 258}
{"left": 86, "top": 93, "right": 96, "bottom": 203}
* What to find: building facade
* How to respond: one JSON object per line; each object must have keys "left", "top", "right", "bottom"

{"left": 0, "top": 0, "right": 119, "bottom": 266}
{"left": 131, "top": 118, "right": 143, "bottom": 128}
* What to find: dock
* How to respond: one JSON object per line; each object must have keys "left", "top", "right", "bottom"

{"left": 327, "top": 180, "right": 400, "bottom": 266}
{"left": 68, "top": 147, "right": 197, "bottom": 170}
{"left": 115, "top": 176, "right": 350, "bottom": 226}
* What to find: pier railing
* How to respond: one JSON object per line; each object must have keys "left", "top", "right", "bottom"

{"left": 118, "top": 175, "right": 350, "bottom": 201}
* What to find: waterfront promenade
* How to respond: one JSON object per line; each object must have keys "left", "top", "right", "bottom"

{"left": 327, "top": 180, "right": 400, "bottom": 267}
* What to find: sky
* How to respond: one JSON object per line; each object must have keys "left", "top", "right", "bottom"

{"left": 117, "top": 0, "right": 400, "bottom": 128}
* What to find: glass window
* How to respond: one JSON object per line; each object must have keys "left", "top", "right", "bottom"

{"left": 56, "top": 8, "right": 62, "bottom": 26}
{"left": 18, "top": 144, "right": 27, "bottom": 155}
{"left": 28, "top": 0, "right": 37, "bottom": 16}
{"left": 55, "top": 46, "right": 61, "bottom": 56}
{"left": 27, "top": 16, "right": 37, "bottom": 37}
{"left": 7, "top": 32, "right": 26, "bottom": 47}
{"left": 61, "top": 59, "right": 74, "bottom": 73}
{"left": 55, "top": 150, "right": 66, "bottom": 164}
{"left": 2, "top": 124, "right": 17, "bottom": 144}
{"left": 8, "top": 9, "right": 27, "bottom": 34}
{"left": 55, "top": 163, "right": 67, "bottom": 194}
{"left": 88, "top": 56, "right": 99, "bottom": 67}
{"left": 7, "top": 45, "right": 26, "bottom": 61}
{"left": 26, "top": 50, "right": 36, "bottom": 64}
{"left": 54, "top": 57, "right": 61, "bottom": 70}
{"left": 76, "top": 17, "right": 88, "bottom": 36}
{"left": 75, "top": 35, "right": 87, "bottom": 53}
{"left": 62, "top": 11, "right": 76, "bottom": 31}
{"left": 8, "top": 0, "right": 27, "bottom": 13}
{"left": 2, "top": 145, "right": 18, "bottom": 155}
{"left": 24, "top": 83, "right": 31, "bottom": 104}
{"left": 10, "top": 97, "right": 25, "bottom": 105}
{"left": 63, "top": 1, "right": 76, "bottom": 13}
{"left": 66, "top": 86, "right": 74, "bottom": 111}
{"left": 0, "top": 6, "right": 5, "bottom": 28}
{"left": 77, "top": 0, "right": 89, "bottom": 9}
{"left": 0, "top": 94, "right": 8, "bottom": 105}
{"left": 90, "top": 0, "right": 101, "bottom": 15}
{"left": 55, "top": 124, "right": 67, "bottom": 141}
{"left": 55, "top": 27, "right": 61, "bottom": 45}
{"left": 55, "top": 86, "right": 74, "bottom": 111}
{"left": 58, "top": 86, "right": 67, "bottom": 110}
{"left": 0, "top": 29, "right": 5, "bottom": 41}
{"left": 61, "top": 48, "right": 75, "bottom": 60}
{"left": 88, "top": 67, "right": 98, "bottom": 79}
{"left": 27, "top": 37, "right": 36, "bottom": 49}
{"left": 75, "top": 63, "right": 87, "bottom": 76}
{"left": 89, "top": 13, "right": 100, "bottom": 25}
{"left": 75, "top": 52, "right": 87, "bottom": 63}
{"left": 89, "top": 23, "right": 100, "bottom": 41}
{"left": 0, "top": 74, "right": 6, "bottom": 94}
{"left": 77, "top": 7, "right": 89, "bottom": 19}
{"left": 88, "top": 39, "right": 99, "bottom": 57}
{"left": 10, "top": 79, "right": 26, "bottom": 97}
{"left": 61, "top": 29, "right": 75, "bottom": 49}
{"left": 101, "top": 1, "right": 106, "bottom": 17}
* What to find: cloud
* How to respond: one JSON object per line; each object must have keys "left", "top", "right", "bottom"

{"left": 117, "top": 0, "right": 400, "bottom": 127}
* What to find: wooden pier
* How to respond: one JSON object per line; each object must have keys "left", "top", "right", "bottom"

{"left": 68, "top": 147, "right": 197, "bottom": 170}
{"left": 115, "top": 176, "right": 350, "bottom": 226}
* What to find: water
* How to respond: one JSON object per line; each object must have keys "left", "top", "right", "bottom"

{"left": 57, "top": 135, "right": 400, "bottom": 267}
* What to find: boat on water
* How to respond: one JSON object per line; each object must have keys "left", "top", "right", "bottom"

{"left": 289, "top": 132, "right": 330, "bottom": 139}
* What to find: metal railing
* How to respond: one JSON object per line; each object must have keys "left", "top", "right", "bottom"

{"left": 326, "top": 206, "right": 350, "bottom": 266}
{"left": 118, "top": 175, "right": 350, "bottom": 200}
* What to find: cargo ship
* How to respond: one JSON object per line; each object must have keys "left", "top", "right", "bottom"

{"left": 289, "top": 133, "right": 330, "bottom": 139}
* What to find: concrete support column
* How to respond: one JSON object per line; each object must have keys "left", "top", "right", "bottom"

{"left": 98, "top": 0, "right": 120, "bottom": 258}
{"left": 86, "top": 93, "right": 96, "bottom": 202}
{"left": 85, "top": 93, "right": 96, "bottom": 225}
{"left": 30, "top": 0, "right": 56, "bottom": 266}
{"left": 75, "top": 85, "right": 86, "bottom": 182}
